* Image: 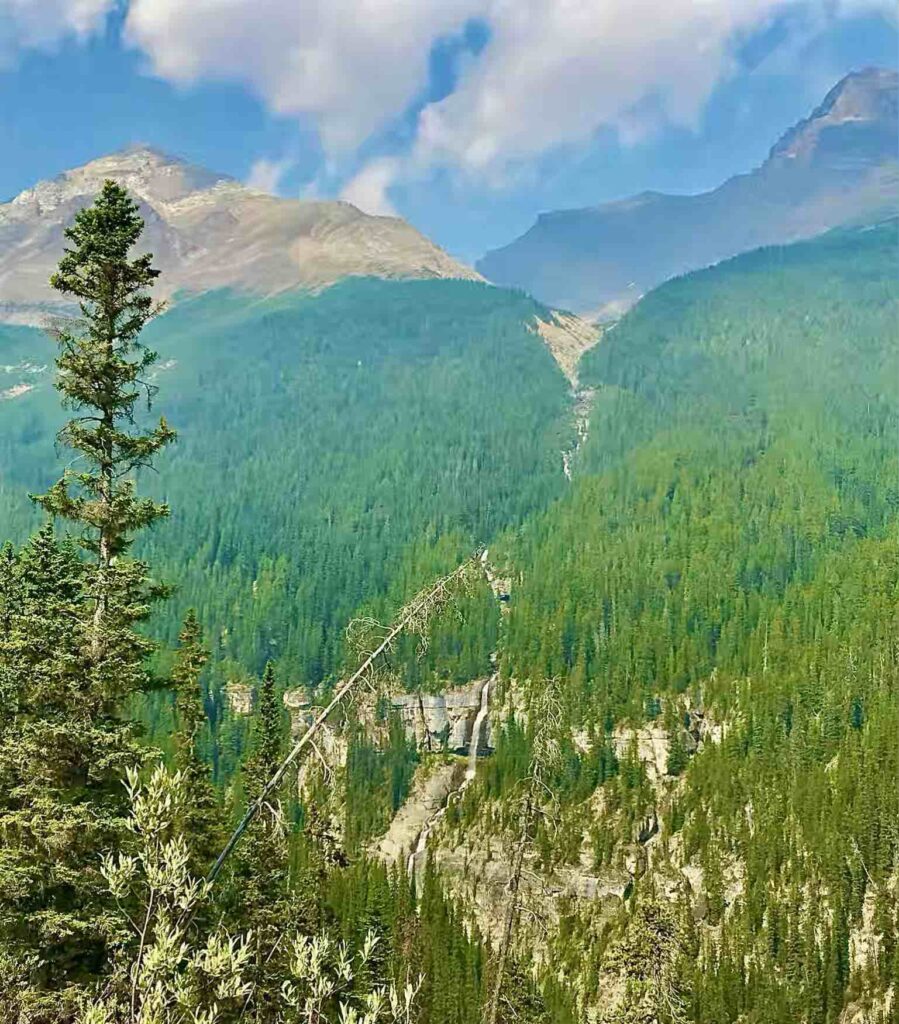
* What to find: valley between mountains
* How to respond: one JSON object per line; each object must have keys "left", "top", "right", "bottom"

{"left": 0, "top": 68, "right": 897, "bottom": 1024}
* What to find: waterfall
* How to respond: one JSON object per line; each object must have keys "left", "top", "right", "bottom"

{"left": 406, "top": 675, "right": 492, "bottom": 877}
{"left": 465, "top": 676, "right": 491, "bottom": 780}
{"left": 407, "top": 818, "right": 430, "bottom": 876}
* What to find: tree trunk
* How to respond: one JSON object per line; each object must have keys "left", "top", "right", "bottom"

{"left": 485, "top": 793, "right": 533, "bottom": 1024}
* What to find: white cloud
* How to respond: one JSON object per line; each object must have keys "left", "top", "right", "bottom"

{"left": 125, "top": 0, "right": 482, "bottom": 152}
{"left": 246, "top": 156, "right": 294, "bottom": 195}
{"left": 123, "top": 0, "right": 895, "bottom": 183}
{"left": 340, "top": 157, "right": 400, "bottom": 216}
{"left": 0, "top": 0, "right": 113, "bottom": 63}
{"left": 411, "top": 0, "right": 883, "bottom": 175}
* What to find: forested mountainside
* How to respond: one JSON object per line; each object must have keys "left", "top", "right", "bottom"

{"left": 478, "top": 68, "right": 898, "bottom": 316}
{"left": 0, "top": 279, "right": 571, "bottom": 728}
{"left": 0, "top": 184, "right": 520, "bottom": 1024}
{"left": 438, "top": 221, "right": 898, "bottom": 1021}
{"left": 1, "top": 177, "right": 896, "bottom": 1024}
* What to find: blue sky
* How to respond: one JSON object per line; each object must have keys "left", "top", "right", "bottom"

{"left": 0, "top": 2, "right": 895, "bottom": 261}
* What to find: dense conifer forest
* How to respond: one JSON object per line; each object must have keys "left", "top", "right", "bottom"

{"left": 0, "top": 183, "right": 517, "bottom": 1023}
{"left": 0, "top": 181, "right": 896, "bottom": 1022}
{"left": 0, "top": 279, "right": 569, "bottom": 713}
{"left": 474, "top": 223, "right": 899, "bottom": 1022}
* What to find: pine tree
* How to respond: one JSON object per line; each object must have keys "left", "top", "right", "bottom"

{"left": 32, "top": 180, "right": 174, "bottom": 716}
{"left": 36, "top": 180, "right": 174, "bottom": 655}
{"left": 0, "top": 541, "right": 21, "bottom": 734}
{"left": 0, "top": 527, "right": 118, "bottom": 1020}
{"left": 247, "top": 663, "right": 283, "bottom": 790}
{"left": 232, "top": 662, "right": 295, "bottom": 1022}
{"left": 0, "top": 542, "right": 15, "bottom": 638}
{"left": 0, "top": 183, "right": 175, "bottom": 1020}
{"left": 171, "top": 610, "right": 222, "bottom": 874}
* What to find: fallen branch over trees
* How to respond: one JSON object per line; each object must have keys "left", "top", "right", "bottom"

{"left": 205, "top": 553, "right": 484, "bottom": 889}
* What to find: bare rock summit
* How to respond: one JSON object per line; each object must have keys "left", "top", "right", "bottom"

{"left": 0, "top": 146, "right": 480, "bottom": 321}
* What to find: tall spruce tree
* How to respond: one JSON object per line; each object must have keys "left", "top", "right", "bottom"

{"left": 233, "top": 662, "right": 295, "bottom": 1021}
{"left": 36, "top": 179, "right": 175, "bottom": 652}
{"left": 0, "top": 182, "right": 175, "bottom": 1021}
{"left": 0, "top": 527, "right": 119, "bottom": 1019}
{"left": 0, "top": 541, "right": 19, "bottom": 726}
{"left": 171, "top": 609, "right": 222, "bottom": 874}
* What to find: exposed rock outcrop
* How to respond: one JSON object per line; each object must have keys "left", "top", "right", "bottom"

{"left": 390, "top": 678, "right": 493, "bottom": 754}
{"left": 433, "top": 830, "right": 631, "bottom": 950}
{"left": 607, "top": 706, "right": 721, "bottom": 785}
{"left": 373, "top": 761, "right": 461, "bottom": 863}
{"left": 281, "top": 688, "right": 348, "bottom": 777}
{"left": 0, "top": 147, "right": 481, "bottom": 322}
{"left": 225, "top": 681, "right": 253, "bottom": 716}
{"left": 533, "top": 312, "right": 601, "bottom": 386}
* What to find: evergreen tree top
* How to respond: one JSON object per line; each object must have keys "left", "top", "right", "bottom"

{"left": 51, "top": 179, "right": 159, "bottom": 340}
{"left": 35, "top": 180, "right": 175, "bottom": 562}
{"left": 251, "top": 662, "right": 283, "bottom": 787}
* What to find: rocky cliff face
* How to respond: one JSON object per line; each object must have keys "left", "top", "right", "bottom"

{"left": 477, "top": 68, "right": 898, "bottom": 316}
{"left": 533, "top": 312, "right": 601, "bottom": 386}
{"left": 367, "top": 689, "right": 733, "bottom": 1014}
{"left": 0, "top": 147, "right": 480, "bottom": 321}
{"left": 769, "top": 67, "right": 897, "bottom": 168}
{"left": 390, "top": 678, "right": 493, "bottom": 754}
{"left": 373, "top": 761, "right": 461, "bottom": 863}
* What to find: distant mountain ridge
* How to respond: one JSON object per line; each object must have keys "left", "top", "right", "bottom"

{"left": 0, "top": 146, "right": 480, "bottom": 321}
{"left": 477, "top": 67, "right": 899, "bottom": 316}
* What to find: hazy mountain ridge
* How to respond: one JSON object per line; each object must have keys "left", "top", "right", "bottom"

{"left": 477, "top": 67, "right": 899, "bottom": 316}
{"left": 0, "top": 147, "right": 480, "bottom": 320}
{"left": 769, "top": 66, "right": 897, "bottom": 165}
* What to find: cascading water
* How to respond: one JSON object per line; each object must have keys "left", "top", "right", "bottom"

{"left": 561, "top": 387, "right": 595, "bottom": 481}
{"left": 402, "top": 551, "right": 509, "bottom": 879}
{"left": 465, "top": 676, "right": 491, "bottom": 781}
{"left": 407, "top": 674, "right": 492, "bottom": 878}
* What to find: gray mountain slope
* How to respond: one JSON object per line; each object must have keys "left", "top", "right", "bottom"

{"left": 477, "top": 68, "right": 898, "bottom": 316}
{"left": 0, "top": 146, "right": 480, "bottom": 322}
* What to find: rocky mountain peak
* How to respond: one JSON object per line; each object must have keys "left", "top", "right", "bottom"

{"left": 821, "top": 67, "right": 897, "bottom": 119}
{"left": 477, "top": 67, "right": 898, "bottom": 315}
{"left": 0, "top": 149, "right": 479, "bottom": 320}
{"left": 8, "top": 146, "right": 233, "bottom": 217}
{"left": 767, "top": 67, "right": 898, "bottom": 166}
